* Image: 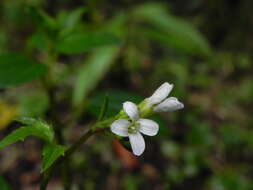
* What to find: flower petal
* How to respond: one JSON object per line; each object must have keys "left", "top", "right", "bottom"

{"left": 147, "top": 82, "right": 173, "bottom": 105}
{"left": 123, "top": 101, "right": 139, "bottom": 120}
{"left": 153, "top": 97, "right": 184, "bottom": 112}
{"left": 138, "top": 119, "right": 159, "bottom": 136}
{"left": 110, "top": 119, "right": 130, "bottom": 137}
{"left": 129, "top": 132, "right": 145, "bottom": 156}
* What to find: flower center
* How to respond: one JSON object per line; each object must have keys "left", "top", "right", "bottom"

{"left": 128, "top": 122, "right": 139, "bottom": 134}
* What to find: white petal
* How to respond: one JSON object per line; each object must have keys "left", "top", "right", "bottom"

{"left": 110, "top": 119, "right": 130, "bottom": 137}
{"left": 153, "top": 97, "right": 184, "bottom": 112}
{"left": 138, "top": 119, "right": 159, "bottom": 136}
{"left": 123, "top": 101, "right": 139, "bottom": 121}
{"left": 147, "top": 82, "right": 173, "bottom": 105}
{"left": 129, "top": 132, "right": 145, "bottom": 156}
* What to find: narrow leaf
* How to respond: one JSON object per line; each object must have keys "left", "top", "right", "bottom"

{"left": 26, "top": 6, "right": 57, "bottom": 31}
{"left": 0, "top": 54, "right": 47, "bottom": 88}
{"left": 58, "top": 8, "right": 86, "bottom": 37}
{"left": 72, "top": 46, "right": 120, "bottom": 106}
{"left": 42, "top": 143, "right": 66, "bottom": 172}
{"left": 133, "top": 3, "right": 211, "bottom": 56}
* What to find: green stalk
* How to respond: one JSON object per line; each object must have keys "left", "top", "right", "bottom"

{"left": 40, "top": 129, "right": 98, "bottom": 190}
{"left": 39, "top": 116, "right": 115, "bottom": 190}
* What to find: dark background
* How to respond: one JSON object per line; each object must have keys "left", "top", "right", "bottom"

{"left": 0, "top": 0, "right": 253, "bottom": 189}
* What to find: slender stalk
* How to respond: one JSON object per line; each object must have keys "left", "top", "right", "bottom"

{"left": 40, "top": 129, "right": 98, "bottom": 190}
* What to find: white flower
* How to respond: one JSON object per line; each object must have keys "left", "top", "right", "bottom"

{"left": 110, "top": 101, "right": 159, "bottom": 156}
{"left": 147, "top": 82, "right": 184, "bottom": 112}
{"left": 110, "top": 82, "right": 183, "bottom": 155}
{"left": 147, "top": 82, "right": 174, "bottom": 105}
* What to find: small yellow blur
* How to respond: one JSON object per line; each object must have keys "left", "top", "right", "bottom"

{"left": 0, "top": 101, "right": 18, "bottom": 130}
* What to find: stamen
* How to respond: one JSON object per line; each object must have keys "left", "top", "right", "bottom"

{"left": 128, "top": 122, "right": 140, "bottom": 134}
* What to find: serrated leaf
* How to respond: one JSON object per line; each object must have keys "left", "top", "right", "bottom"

{"left": 56, "top": 32, "right": 121, "bottom": 54}
{"left": 72, "top": 46, "right": 120, "bottom": 106}
{"left": 15, "top": 117, "right": 43, "bottom": 126}
{"left": 17, "top": 117, "right": 54, "bottom": 141}
{"left": 0, "top": 54, "right": 47, "bottom": 88}
{"left": 0, "top": 118, "right": 54, "bottom": 150}
{"left": 42, "top": 143, "right": 66, "bottom": 172}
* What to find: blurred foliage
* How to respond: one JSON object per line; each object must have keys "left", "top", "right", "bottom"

{"left": 0, "top": 54, "right": 47, "bottom": 87}
{"left": 0, "top": 176, "right": 12, "bottom": 190}
{"left": 0, "top": 0, "right": 253, "bottom": 189}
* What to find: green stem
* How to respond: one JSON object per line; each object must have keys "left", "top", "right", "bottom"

{"left": 39, "top": 103, "right": 117, "bottom": 190}
{"left": 40, "top": 129, "right": 99, "bottom": 190}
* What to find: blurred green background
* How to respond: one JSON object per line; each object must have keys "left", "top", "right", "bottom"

{"left": 0, "top": 0, "right": 253, "bottom": 189}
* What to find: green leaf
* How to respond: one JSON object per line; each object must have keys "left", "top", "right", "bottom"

{"left": 57, "top": 8, "right": 86, "bottom": 37}
{"left": 56, "top": 32, "right": 121, "bottom": 54}
{"left": 102, "top": 13, "right": 128, "bottom": 38}
{"left": 26, "top": 6, "right": 57, "bottom": 31}
{"left": 0, "top": 117, "right": 54, "bottom": 150}
{"left": 26, "top": 32, "right": 50, "bottom": 51}
{"left": 59, "top": 8, "right": 85, "bottom": 28}
{"left": 0, "top": 54, "right": 47, "bottom": 88}
{"left": 97, "top": 94, "right": 109, "bottom": 121}
{"left": 42, "top": 143, "right": 66, "bottom": 172}
{"left": 72, "top": 46, "right": 120, "bottom": 106}
{"left": 0, "top": 176, "right": 12, "bottom": 190}
{"left": 133, "top": 3, "right": 211, "bottom": 56}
